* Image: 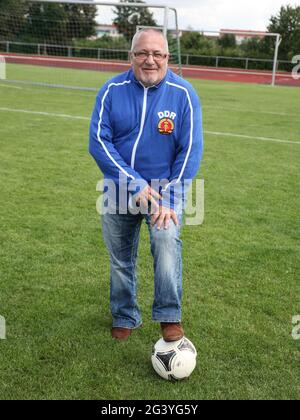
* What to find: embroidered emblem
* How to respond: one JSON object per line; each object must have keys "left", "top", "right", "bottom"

{"left": 158, "top": 118, "right": 175, "bottom": 135}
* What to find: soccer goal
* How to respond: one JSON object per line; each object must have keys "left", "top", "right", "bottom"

{"left": 0, "top": 56, "right": 6, "bottom": 80}
{"left": 0, "top": 0, "right": 182, "bottom": 91}
{"left": 136, "top": 25, "right": 182, "bottom": 77}
{"left": 180, "top": 29, "right": 282, "bottom": 87}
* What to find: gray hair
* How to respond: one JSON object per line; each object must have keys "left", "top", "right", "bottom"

{"left": 131, "top": 28, "right": 169, "bottom": 53}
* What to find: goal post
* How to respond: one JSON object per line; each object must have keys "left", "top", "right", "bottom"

{"left": 0, "top": 0, "right": 182, "bottom": 90}
{"left": 272, "top": 33, "right": 282, "bottom": 87}
{"left": 136, "top": 25, "right": 182, "bottom": 76}
{"left": 0, "top": 56, "right": 6, "bottom": 80}
{"left": 220, "top": 30, "right": 282, "bottom": 87}
{"left": 180, "top": 29, "right": 282, "bottom": 86}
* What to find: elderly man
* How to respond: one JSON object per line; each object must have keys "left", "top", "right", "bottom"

{"left": 89, "top": 29, "right": 203, "bottom": 341}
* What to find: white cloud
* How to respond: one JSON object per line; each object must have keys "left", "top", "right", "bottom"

{"left": 98, "top": 0, "right": 300, "bottom": 31}
{"left": 162, "top": 0, "right": 300, "bottom": 30}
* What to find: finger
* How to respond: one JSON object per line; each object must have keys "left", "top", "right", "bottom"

{"left": 156, "top": 212, "right": 166, "bottom": 231}
{"left": 148, "top": 195, "right": 160, "bottom": 214}
{"left": 151, "top": 212, "right": 160, "bottom": 227}
{"left": 140, "top": 197, "right": 149, "bottom": 213}
{"left": 143, "top": 185, "right": 151, "bottom": 194}
{"left": 171, "top": 211, "right": 179, "bottom": 227}
{"left": 164, "top": 213, "right": 171, "bottom": 230}
{"left": 149, "top": 188, "right": 162, "bottom": 201}
{"left": 135, "top": 187, "right": 148, "bottom": 204}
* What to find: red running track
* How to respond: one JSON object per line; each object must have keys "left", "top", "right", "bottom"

{"left": 3, "top": 53, "right": 300, "bottom": 87}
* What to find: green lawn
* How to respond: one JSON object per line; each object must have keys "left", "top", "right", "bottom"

{"left": 5, "top": 62, "right": 115, "bottom": 90}
{"left": 0, "top": 66, "right": 299, "bottom": 400}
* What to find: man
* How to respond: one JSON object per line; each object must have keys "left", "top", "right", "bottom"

{"left": 89, "top": 29, "right": 203, "bottom": 341}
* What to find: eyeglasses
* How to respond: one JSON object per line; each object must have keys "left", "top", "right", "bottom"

{"left": 133, "top": 51, "right": 168, "bottom": 62}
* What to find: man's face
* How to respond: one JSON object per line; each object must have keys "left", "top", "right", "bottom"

{"left": 131, "top": 32, "right": 169, "bottom": 87}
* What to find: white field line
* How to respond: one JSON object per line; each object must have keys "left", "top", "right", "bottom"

{"left": 205, "top": 130, "right": 300, "bottom": 145}
{"left": 0, "top": 82, "right": 296, "bottom": 117}
{"left": 1, "top": 82, "right": 297, "bottom": 117}
{"left": 0, "top": 107, "right": 89, "bottom": 121}
{"left": 204, "top": 105, "right": 300, "bottom": 118}
{"left": 0, "top": 107, "right": 299, "bottom": 145}
{"left": 0, "top": 83, "right": 23, "bottom": 90}
{"left": 0, "top": 82, "right": 95, "bottom": 97}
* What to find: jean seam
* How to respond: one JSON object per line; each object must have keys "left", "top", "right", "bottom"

{"left": 130, "top": 219, "right": 142, "bottom": 322}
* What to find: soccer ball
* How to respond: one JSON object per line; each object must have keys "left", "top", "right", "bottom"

{"left": 151, "top": 337, "right": 197, "bottom": 380}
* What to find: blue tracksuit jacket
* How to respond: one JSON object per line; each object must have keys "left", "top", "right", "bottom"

{"left": 89, "top": 69, "right": 203, "bottom": 210}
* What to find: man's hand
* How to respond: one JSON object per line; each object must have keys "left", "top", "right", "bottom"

{"left": 151, "top": 206, "right": 179, "bottom": 230}
{"left": 135, "top": 186, "right": 162, "bottom": 214}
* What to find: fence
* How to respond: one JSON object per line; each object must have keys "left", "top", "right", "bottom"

{"left": 0, "top": 40, "right": 294, "bottom": 73}
{"left": 0, "top": 41, "right": 130, "bottom": 61}
{"left": 181, "top": 54, "right": 292, "bottom": 72}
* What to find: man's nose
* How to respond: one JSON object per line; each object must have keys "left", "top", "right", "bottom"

{"left": 145, "top": 54, "right": 155, "bottom": 64}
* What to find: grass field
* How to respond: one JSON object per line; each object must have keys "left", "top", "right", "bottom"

{"left": 0, "top": 64, "right": 299, "bottom": 400}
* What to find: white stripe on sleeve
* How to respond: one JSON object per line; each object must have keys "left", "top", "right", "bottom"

{"left": 97, "top": 81, "right": 135, "bottom": 180}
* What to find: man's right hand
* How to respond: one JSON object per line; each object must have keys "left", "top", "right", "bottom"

{"left": 135, "top": 186, "right": 162, "bottom": 214}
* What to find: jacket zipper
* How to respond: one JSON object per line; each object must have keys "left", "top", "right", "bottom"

{"left": 131, "top": 85, "right": 149, "bottom": 169}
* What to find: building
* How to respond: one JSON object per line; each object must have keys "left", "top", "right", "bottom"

{"left": 95, "top": 24, "right": 120, "bottom": 38}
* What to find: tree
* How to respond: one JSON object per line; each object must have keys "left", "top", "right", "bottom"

{"left": 268, "top": 5, "right": 300, "bottom": 60}
{"left": 180, "top": 32, "right": 218, "bottom": 55}
{"left": 0, "top": 0, "right": 27, "bottom": 41}
{"left": 64, "top": 4, "right": 98, "bottom": 40}
{"left": 218, "top": 34, "right": 236, "bottom": 49}
{"left": 25, "top": 2, "right": 97, "bottom": 44}
{"left": 113, "top": 0, "right": 157, "bottom": 42}
{"left": 240, "top": 37, "right": 265, "bottom": 57}
{"left": 74, "top": 34, "right": 129, "bottom": 50}
{"left": 24, "top": 3, "right": 69, "bottom": 44}
{"left": 0, "top": 1, "right": 97, "bottom": 44}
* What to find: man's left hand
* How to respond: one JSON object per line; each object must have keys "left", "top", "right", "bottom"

{"left": 151, "top": 206, "right": 179, "bottom": 230}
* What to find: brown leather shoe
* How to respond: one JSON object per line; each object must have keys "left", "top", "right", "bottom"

{"left": 111, "top": 327, "right": 132, "bottom": 341}
{"left": 160, "top": 323, "right": 184, "bottom": 342}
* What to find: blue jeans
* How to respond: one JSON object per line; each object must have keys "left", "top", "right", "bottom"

{"left": 102, "top": 210, "right": 183, "bottom": 329}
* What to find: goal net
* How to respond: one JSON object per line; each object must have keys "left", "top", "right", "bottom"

{"left": 180, "top": 29, "right": 281, "bottom": 86}
{"left": 0, "top": 0, "right": 182, "bottom": 91}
